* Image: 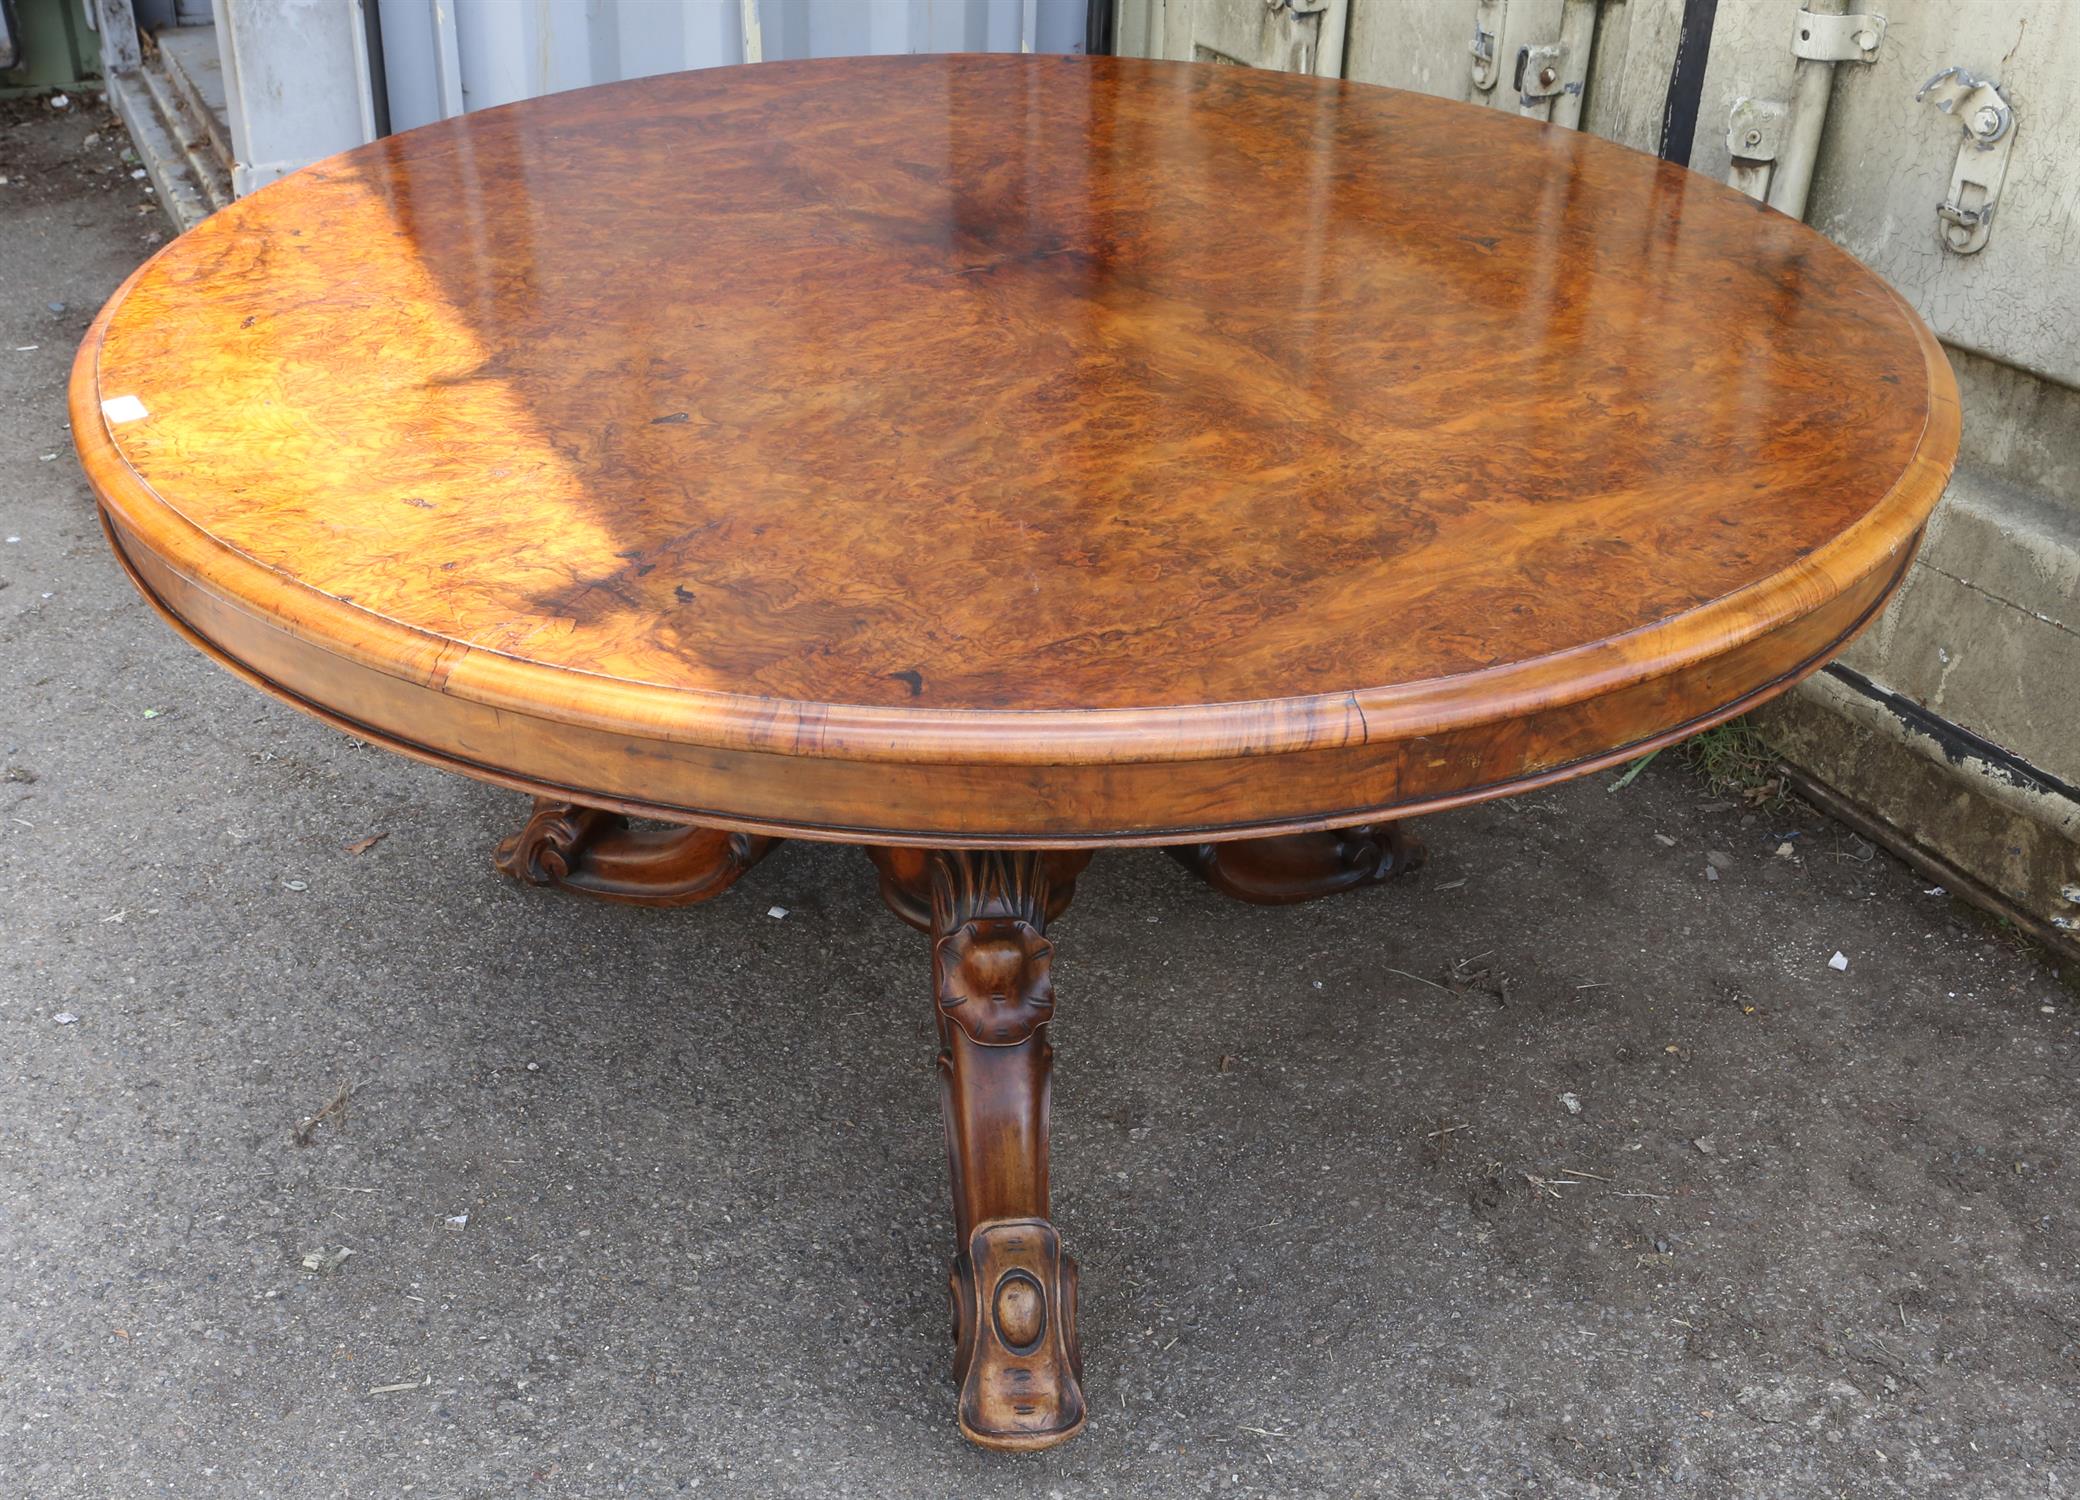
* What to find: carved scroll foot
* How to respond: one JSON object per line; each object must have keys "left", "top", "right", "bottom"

{"left": 893, "top": 848, "right": 1088, "bottom": 1450}
{"left": 1166, "top": 823, "right": 1426, "bottom": 905}
{"left": 950, "top": 1218, "right": 1084, "bottom": 1451}
{"left": 492, "top": 797, "right": 777, "bottom": 907}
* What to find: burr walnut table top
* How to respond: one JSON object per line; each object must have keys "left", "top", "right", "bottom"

{"left": 72, "top": 54, "right": 1956, "bottom": 846}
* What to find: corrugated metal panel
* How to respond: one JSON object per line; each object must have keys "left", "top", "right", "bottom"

{"left": 380, "top": 0, "right": 1088, "bottom": 134}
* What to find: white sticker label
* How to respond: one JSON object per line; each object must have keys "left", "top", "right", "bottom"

{"left": 101, "top": 395, "right": 149, "bottom": 424}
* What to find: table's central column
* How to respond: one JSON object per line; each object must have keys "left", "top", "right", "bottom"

{"left": 871, "top": 847, "right": 1090, "bottom": 1449}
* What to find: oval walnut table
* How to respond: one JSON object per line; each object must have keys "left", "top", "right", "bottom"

{"left": 72, "top": 54, "right": 1956, "bottom": 1450}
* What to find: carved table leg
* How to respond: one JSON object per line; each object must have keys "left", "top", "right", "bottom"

{"left": 1165, "top": 823, "right": 1425, "bottom": 905}
{"left": 492, "top": 796, "right": 778, "bottom": 907}
{"left": 873, "top": 847, "right": 1088, "bottom": 1450}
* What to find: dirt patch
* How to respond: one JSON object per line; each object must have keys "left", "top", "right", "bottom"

{"left": 1, "top": 90, "right": 165, "bottom": 239}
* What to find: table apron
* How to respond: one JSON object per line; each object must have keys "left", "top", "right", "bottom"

{"left": 105, "top": 509, "right": 1914, "bottom": 848}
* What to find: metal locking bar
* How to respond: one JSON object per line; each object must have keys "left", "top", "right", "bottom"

{"left": 1790, "top": 10, "right": 1885, "bottom": 64}
{"left": 1916, "top": 66, "right": 2018, "bottom": 255}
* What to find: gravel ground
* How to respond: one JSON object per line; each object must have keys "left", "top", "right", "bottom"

{"left": 5, "top": 97, "right": 2077, "bottom": 1499}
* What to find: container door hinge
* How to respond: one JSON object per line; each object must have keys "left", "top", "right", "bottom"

{"left": 1470, "top": 0, "right": 1598, "bottom": 129}
{"left": 1725, "top": 97, "right": 1791, "bottom": 202}
{"left": 1515, "top": 42, "right": 1570, "bottom": 111}
{"left": 1470, "top": 0, "right": 1504, "bottom": 92}
{"left": 1916, "top": 66, "right": 2017, "bottom": 255}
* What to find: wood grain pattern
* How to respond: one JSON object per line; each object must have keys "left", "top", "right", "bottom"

{"left": 67, "top": 55, "right": 1961, "bottom": 1452}
{"left": 72, "top": 53, "right": 1957, "bottom": 847}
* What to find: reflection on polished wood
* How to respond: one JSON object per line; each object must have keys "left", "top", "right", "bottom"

{"left": 75, "top": 53, "right": 1959, "bottom": 1450}
{"left": 74, "top": 54, "right": 1956, "bottom": 844}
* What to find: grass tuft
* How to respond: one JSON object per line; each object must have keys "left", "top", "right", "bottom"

{"left": 1680, "top": 719, "right": 1786, "bottom": 805}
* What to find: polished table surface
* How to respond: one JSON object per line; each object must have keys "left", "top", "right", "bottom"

{"left": 72, "top": 53, "right": 1955, "bottom": 847}
{"left": 73, "top": 54, "right": 1957, "bottom": 1449}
